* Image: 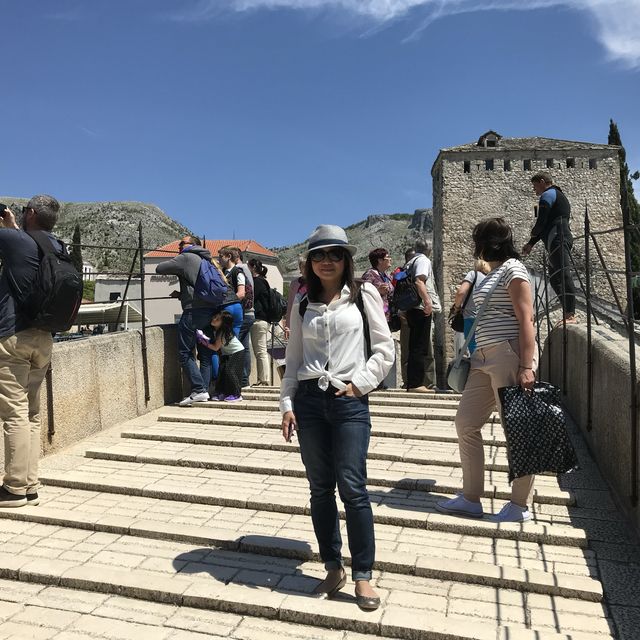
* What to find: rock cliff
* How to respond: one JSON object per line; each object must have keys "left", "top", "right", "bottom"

{"left": 272, "top": 209, "right": 433, "bottom": 275}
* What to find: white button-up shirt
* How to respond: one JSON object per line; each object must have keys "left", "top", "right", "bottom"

{"left": 279, "top": 282, "right": 395, "bottom": 414}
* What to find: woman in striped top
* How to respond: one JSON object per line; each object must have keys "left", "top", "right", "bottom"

{"left": 436, "top": 218, "right": 537, "bottom": 523}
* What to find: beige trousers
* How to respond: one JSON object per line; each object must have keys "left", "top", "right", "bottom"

{"left": 455, "top": 339, "right": 535, "bottom": 507}
{"left": 250, "top": 319, "right": 271, "bottom": 385}
{"left": 0, "top": 328, "right": 53, "bottom": 495}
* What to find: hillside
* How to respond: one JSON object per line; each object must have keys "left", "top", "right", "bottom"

{"left": 0, "top": 197, "right": 192, "bottom": 274}
{"left": 272, "top": 209, "right": 433, "bottom": 275}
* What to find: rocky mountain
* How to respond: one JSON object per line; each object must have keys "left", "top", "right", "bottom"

{"left": 272, "top": 209, "right": 433, "bottom": 275}
{"left": 0, "top": 197, "right": 192, "bottom": 274}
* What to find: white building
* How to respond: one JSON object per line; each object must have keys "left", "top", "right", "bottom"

{"left": 141, "top": 238, "right": 283, "bottom": 326}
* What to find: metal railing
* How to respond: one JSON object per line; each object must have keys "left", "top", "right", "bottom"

{"left": 535, "top": 185, "right": 639, "bottom": 507}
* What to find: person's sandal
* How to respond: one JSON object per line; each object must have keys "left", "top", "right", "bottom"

{"left": 554, "top": 315, "right": 578, "bottom": 328}
{"left": 313, "top": 568, "right": 347, "bottom": 598}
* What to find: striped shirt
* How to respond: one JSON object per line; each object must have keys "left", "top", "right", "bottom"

{"left": 473, "top": 259, "right": 530, "bottom": 348}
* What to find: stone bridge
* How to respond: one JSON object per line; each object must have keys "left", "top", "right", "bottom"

{"left": 0, "top": 326, "right": 637, "bottom": 640}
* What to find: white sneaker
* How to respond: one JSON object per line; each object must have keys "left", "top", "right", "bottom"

{"left": 489, "top": 502, "right": 532, "bottom": 523}
{"left": 435, "top": 495, "right": 484, "bottom": 518}
{"left": 178, "top": 391, "right": 210, "bottom": 407}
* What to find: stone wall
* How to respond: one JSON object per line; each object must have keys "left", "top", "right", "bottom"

{"left": 0, "top": 326, "right": 183, "bottom": 472}
{"left": 540, "top": 324, "right": 640, "bottom": 535}
{"left": 432, "top": 147, "right": 623, "bottom": 384}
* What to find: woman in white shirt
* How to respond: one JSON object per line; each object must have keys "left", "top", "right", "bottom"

{"left": 280, "top": 225, "right": 394, "bottom": 611}
{"left": 437, "top": 218, "right": 537, "bottom": 523}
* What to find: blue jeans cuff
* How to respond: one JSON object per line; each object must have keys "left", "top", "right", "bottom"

{"left": 352, "top": 570, "right": 372, "bottom": 581}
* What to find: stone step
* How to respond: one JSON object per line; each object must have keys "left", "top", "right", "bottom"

{"left": 0, "top": 579, "right": 410, "bottom": 640}
{"left": 121, "top": 423, "right": 512, "bottom": 472}
{"left": 255, "top": 386, "right": 464, "bottom": 402}
{"left": 0, "top": 525, "right": 613, "bottom": 639}
{"left": 156, "top": 411, "right": 509, "bottom": 446}
{"left": 243, "top": 391, "right": 463, "bottom": 410}
{"left": 185, "top": 399, "right": 468, "bottom": 421}
{"left": 39, "top": 462, "right": 584, "bottom": 546}
{"left": 0, "top": 503, "right": 601, "bottom": 601}
{"left": 81, "top": 439, "right": 574, "bottom": 506}
{"left": 0, "top": 485, "right": 598, "bottom": 577}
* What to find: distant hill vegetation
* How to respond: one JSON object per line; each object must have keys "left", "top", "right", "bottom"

{"left": 272, "top": 209, "right": 433, "bottom": 275}
{"left": 0, "top": 197, "right": 192, "bottom": 274}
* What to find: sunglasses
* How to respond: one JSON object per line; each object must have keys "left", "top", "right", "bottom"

{"left": 309, "top": 248, "right": 345, "bottom": 263}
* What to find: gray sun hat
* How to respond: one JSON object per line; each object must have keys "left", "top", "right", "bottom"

{"left": 303, "top": 224, "right": 357, "bottom": 258}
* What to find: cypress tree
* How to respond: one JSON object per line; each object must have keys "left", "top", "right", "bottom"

{"left": 70, "top": 223, "right": 84, "bottom": 273}
{"left": 609, "top": 119, "right": 640, "bottom": 315}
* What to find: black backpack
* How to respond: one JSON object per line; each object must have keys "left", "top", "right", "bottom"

{"left": 18, "top": 231, "right": 83, "bottom": 332}
{"left": 391, "top": 258, "right": 420, "bottom": 312}
{"left": 265, "top": 284, "right": 287, "bottom": 323}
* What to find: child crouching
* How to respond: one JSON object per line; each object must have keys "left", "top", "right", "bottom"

{"left": 197, "top": 310, "right": 245, "bottom": 402}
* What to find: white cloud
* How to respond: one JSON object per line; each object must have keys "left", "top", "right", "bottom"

{"left": 171, "top": 0, "right": 640, "bottom": 68}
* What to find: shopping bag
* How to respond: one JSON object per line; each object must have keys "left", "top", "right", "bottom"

{"left": 498, "top": 382, "right": 578, "bottom": 483}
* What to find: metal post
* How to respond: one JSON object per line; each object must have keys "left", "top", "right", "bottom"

{"left": 543, "top": 261, "right": 552, "bottom": 379}
{"left": 138, "top": 223, "right": 151, "bottom": 403}
{"left": 46, "top": 364, "right": 55, "bottom": 441}
{"left": 559, "top": 223, "right": 568, "bottom": 394}
{"left": 115, "top": 247, "right": 140, "bottom": 329}
{"left": 621, "top": 177, "right": 639, "bottom": 507}
{"left": 585, "top": 205, "right": 593, "bottom": 432}
{"left": 535, "top": 274, "right": 542, "bottom": 368}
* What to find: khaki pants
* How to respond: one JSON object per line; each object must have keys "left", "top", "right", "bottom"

{"left": 0, "top": 328, "right": 53, "bottom": 495}
{"left": 250, "top": 319, "right": 271, "bottom": 385}
{"left": 455, "top": 339, "right": 535, "bottom": 507}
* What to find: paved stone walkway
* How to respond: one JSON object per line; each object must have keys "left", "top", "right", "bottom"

{"left": 0, "top": 388, "right": 638, "bottom": 639}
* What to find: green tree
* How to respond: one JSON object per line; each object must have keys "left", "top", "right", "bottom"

{"left": 69, "top": 223, "right": 84, "bottom": 273}
{"left": 609, "top": 119, "right": 640, "bottom": 316}
{"left": 82, "top": 280, "right": 95, "bottom": 302}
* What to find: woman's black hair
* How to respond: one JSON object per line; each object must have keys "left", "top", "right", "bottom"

{"left": 472, "top": 217, "right": 520, "bottom": 262}
{"left": 248, "top": 258, "right": 268, "bottom": 277}
{"left": 304, "top": 248, "right": 358, "bottom": 303}
{"left": 214, "top": 310, "right": 235, "bottom": 344}
{"left": 368, "top": 247, "right": 388, "bottom": 268}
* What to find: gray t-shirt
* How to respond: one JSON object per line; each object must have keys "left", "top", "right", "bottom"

{"left": 0, "top": 228, "right": 62, "bottom": 338}
{"left": 462, "top": 270, "right": 486, "bottom": 319}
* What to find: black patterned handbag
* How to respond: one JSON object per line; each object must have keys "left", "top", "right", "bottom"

{"left": 498, "top": 382, "right": 578, "bottom": 483}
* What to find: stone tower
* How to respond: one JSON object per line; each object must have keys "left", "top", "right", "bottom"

{"left": 431, "top": 130, "right": 623, "bottom": 385}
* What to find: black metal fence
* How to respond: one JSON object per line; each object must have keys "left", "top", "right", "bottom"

{"left": 534, "top": 194, "right": 639, "bottom": 507}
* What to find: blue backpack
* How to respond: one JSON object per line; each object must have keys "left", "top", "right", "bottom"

{"left": 193, "top": 257, "right": 229, "bottom": 307}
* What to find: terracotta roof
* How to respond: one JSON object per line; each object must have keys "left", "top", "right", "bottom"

{"left": 144, "top": 239, "right": 275, "bottom": 259}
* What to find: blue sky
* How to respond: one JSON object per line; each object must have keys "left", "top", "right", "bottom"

{"left": 1, "top": 0, "right": 639, "bottom": 247}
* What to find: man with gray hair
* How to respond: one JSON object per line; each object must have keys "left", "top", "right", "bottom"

{"left": 402, "top": 238, "right": 437, "bottom": 392}
{"left": 0, "top": 195, "right": 64, "bottom": 507}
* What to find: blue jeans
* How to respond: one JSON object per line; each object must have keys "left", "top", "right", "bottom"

{"left": 294, "top": 380, "right": 374, "bottom": 581}
{"left": 178, "top": 308, "right": 215, "bottom": 394}
{"left": 463, "top": 317, "right": 477, "bottom": 354}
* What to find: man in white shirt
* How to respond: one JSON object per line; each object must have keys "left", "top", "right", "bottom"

{"left": 404, "top": 239, "right": 434, "bottom": 392}
{"left": 218, "top": 246, "right": 255, "bottom": 387}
